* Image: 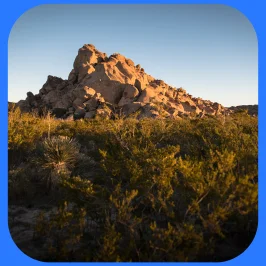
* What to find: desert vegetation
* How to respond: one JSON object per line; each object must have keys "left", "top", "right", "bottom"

{"left": 8, "top": 107, "right": 257, "bottom": 262}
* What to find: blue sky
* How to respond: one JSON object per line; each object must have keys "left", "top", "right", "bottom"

{"left": 8, "top": 4, "right": 258, "bottom": 107}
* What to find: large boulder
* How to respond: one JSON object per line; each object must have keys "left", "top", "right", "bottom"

{"left": 73, "top": 44, "right": 107, "bottom": 72}
{"left": 84, "top": 110, "right": 96, "bottom": 119}
{"left": 72, "top": 86, "right": 96, "bottom": 100}
{"left": 122, "top": 102, "right": 144, "bottom": 116}
{"left": 84, "top": 98, "right": 99, "bottom": 111}
{"left": 118, "top": 85, "right": 139, "bottom": 106}
{"left": 52, "top": 108, "right": 67, "bottom": 118}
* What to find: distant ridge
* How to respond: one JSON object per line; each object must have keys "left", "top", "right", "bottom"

{"left": 228, "top": 105, "right": 258, "bottom": 116}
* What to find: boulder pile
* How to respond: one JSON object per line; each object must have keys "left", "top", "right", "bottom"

{"left": 17, "top": 44, "right": 230, "bottom": 119}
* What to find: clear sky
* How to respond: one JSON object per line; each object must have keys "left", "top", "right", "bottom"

{"left": 8, "top": 4, "right": 258, "bottom": 107}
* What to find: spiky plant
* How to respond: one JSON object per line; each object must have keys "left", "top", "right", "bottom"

{"left": 37, "top": 136, "right": 80, "bottom": 190}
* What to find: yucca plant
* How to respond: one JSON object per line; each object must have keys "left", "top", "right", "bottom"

{"left": 36, "top": 136, "right": 80, "bottom": 190}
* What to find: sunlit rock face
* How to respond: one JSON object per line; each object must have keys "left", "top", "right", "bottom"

{"left": 17, "top": 44, "right": 229, "bottom": 119}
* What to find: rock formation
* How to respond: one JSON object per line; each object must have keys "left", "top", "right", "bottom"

{"left": 17, "top": 44, "right": 230, "bottom": 120}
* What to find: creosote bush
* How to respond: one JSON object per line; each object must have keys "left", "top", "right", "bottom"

{"left": 8, "top": 108, "right": 258, "bottom": 262}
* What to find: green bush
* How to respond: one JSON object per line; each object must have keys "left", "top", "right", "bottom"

{"left": 8, "top": 110, "right": 258, "bottom": 262}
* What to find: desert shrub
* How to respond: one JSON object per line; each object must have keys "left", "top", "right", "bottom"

{"left": 8, "top": 110, "right": 257, "bottom": 262}
{"left": 8, "top": 108, "right": 59, "bottom": 152}
{"left": 149, "top": 222, "right": 205, "bottom": 261}
{"left": 34, "top": 136, "right": 80, "bottom": 190}
{"left": 8, "top": 108, "right": 60, "bottom": 169}
{"left": 8, "top": 166, "right": 36, "bottom": 202}
{"left": 34, "top": 201, "right": 87, "bottom": 261}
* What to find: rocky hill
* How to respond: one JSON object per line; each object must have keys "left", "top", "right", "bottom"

{"left": 228, "top": 105, "right": 258, "bottom": 116}
{"left": 17, "top": 44, "right": 231, "bottom": 120}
